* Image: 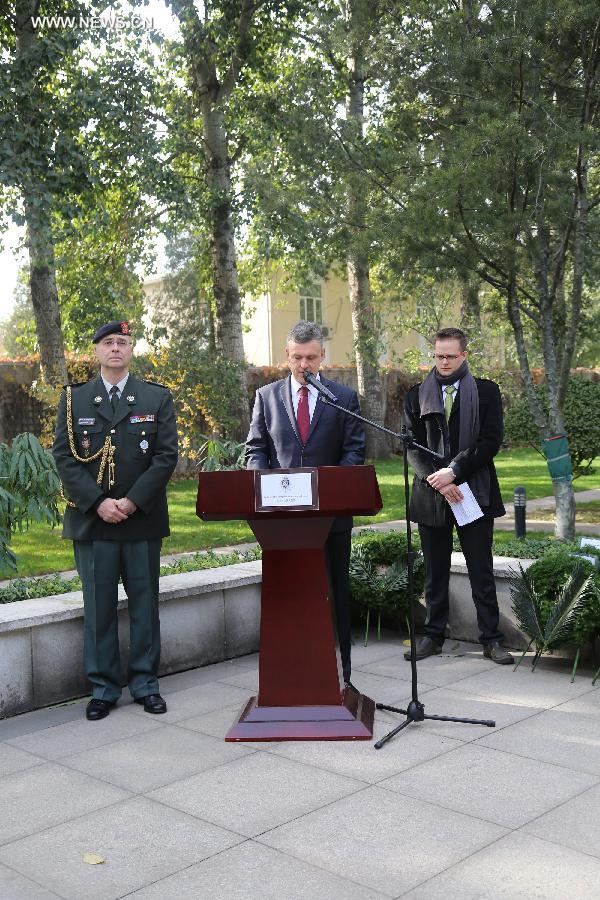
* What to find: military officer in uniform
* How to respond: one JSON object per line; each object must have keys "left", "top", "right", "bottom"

{"left": 52, "top": 321, "right": 179, "bottom": 720}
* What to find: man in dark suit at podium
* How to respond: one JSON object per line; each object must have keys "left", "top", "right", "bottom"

{"left": 245, "top": 320, "right": 366, "bottom": 689}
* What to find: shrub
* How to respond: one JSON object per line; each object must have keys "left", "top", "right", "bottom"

{"left": 0, "top": 548, "right": 263, "bottom": 604}
{"left": 485, "top": 536, "right": 600, "bottom": 561}
{"left": 159, "top": 547, "right": 261, "bottom": 575}
{"left": 510, "top": 561, "right": 596, "bottom": 671}
{"left": 526, "top": 549, "right": 600, "bottom": 647}
{"left": 350, "top": 529, "right": 425, "bottom": 641}
{"left": 148, "top": 341, "right": 247, "bottom": 451}
{"left": 353, "top": 528, "right": 413, "bottom": 565}
{"left": 504, "top": 377, "right": 600, "bottom": 477}
{"left": 0, "top": 574, "right": 81, "bottom": 604}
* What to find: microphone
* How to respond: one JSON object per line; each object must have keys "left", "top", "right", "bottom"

{"left": 302, "top": 370, "right": 338, "bottom": 403}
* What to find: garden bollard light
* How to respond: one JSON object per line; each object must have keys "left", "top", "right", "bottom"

{"left": 514, "top": 486, "right": 526, "bottom": 539}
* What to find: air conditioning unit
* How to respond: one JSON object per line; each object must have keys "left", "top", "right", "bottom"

{"left": 321, "top": 325, "right": 335, "bottom": 339}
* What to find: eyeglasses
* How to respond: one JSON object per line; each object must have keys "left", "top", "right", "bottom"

{"left": 433, "top": 353, "right": 461, "bottom": 362}
{"left": 99, "top": 339, "right": 132, "bottom": 348}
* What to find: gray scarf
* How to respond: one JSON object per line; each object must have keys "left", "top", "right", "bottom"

{"left": 418, "top": 361, "right": 490, "bottom": 506}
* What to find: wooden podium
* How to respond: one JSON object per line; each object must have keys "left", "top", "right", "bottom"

{"left": 196, "top": 466, "right": 382, "bottom": 741}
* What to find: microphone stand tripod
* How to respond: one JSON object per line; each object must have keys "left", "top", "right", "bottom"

{"left": 312, "top": 390, "right": 496, "bottom": 749}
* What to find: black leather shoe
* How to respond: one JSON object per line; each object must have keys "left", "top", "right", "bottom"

{"left": 483, "top": 642, "right": 514, "bottom": 665}
{"left": 344, "top": 680, "right": 359, "bottom": 695}
{"left": 404, "top": 637, "right": 443, "bottom": 661}
{"left": 86, "top": 699, "right": 114, "bottom": 721}
{"left": 135, "top": 693, "right": 167, "bottom": 714}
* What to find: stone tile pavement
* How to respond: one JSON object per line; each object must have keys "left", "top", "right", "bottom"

{"left": 0, "top": 636, "right": 599, "bottom": 899}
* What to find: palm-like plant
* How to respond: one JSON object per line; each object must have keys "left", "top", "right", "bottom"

{"left": 509, "top": 562, "right": 596, "bottom": 674}
{"left": 0, "top": 433, "right": 61, "bottom": 575}
{"left": 349, "top": 544, "right": 414, "bottom": 645}
{"left": 197, "top": 435, "right": 246, "bottom": 471}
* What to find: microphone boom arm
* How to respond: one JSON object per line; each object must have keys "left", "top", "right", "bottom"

{"left": 316, "top": 393, "right": 444, "bottom": 460}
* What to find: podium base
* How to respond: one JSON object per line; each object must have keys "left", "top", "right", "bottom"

{"left": 225, "top": 689, "right": 375, "bottom": 741}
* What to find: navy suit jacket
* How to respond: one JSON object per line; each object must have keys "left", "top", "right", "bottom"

{"left": 245, "top": 374, "right": 366, "bottom": 530}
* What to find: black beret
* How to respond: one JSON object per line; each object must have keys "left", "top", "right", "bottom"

{"left": 92, "top": 321, "right": 132, "bottom": 343}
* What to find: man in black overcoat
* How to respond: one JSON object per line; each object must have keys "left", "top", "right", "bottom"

{"left": 245, "top": 320, "right": 366, "bottom": 689}
{"left": 403, "top": 327, "right": 513, "bottom": 664}
{"left": 53, "top": 321, "right": 179, "bottom": 719}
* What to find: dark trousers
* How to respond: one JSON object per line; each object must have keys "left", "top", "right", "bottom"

{"left": 74, "top": 539, "right": 162, "bottom": 703}
{"left": 325, "top": 529, "right": 353, "bottom": 681}
{"left": 418, "top": 516, "right": 503, "bottom": 646}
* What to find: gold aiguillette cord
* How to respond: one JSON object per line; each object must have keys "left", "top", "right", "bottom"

{"left": 60, "top": 386, "right": 115, "bottom": 508}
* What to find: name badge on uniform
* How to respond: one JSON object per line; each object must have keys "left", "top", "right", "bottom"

{"left": 130, "top": 414, "right": 155, "bottom": 424}
{"left": 78, "top": 417, "right": 95, "bottom": 426}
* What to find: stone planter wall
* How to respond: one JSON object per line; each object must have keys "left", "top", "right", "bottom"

{"left": 0, "top": 562, "right": 261, "bottom": 719}
{"left": 447, "top": 552, "right": 533, "bottom": 647}
{"left": 0, "top": 554, "right": 539, "bottom": 719}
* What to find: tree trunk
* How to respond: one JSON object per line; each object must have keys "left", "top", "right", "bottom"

{"left": 507, "top": 268, "right": 576, "bottom": 540}
{"left": 553, "top": 480, "right": 576, "bottom": 542}
{"left": 166, "top": 0, "right": 251, "bottom": 439}
{"left": 347, "top": 254, "right": 388, "bottom": 458}
{"left": 548, "top": 39, "right": 596, "bottom": 543}
{"left": 459, "top": 274, "right": 482, "bottom": 339}
{"left": 201, "top": 104, "right": 249, "bottom": 438}
{"left": 202, "top": 107, "right": 246, "bottom": 363}
{"left": 16, "top": 1, "right": 67, "bottom": 387}
{"left": 345, "top": 0, "right": 388, "bottom": 459}
{"left": 24, "top": 198, "right": 68, "bottom": 386}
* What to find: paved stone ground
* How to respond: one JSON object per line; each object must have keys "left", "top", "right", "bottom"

{"left": 526, "top": 488, "right": 600, "bottom": 510}
{"left": 1, "top": 636, "right": 599, "bottom": 899}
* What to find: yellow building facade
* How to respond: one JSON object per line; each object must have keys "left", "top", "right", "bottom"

{"left": 242, "top": 269, "right": 418, "bottom": 367}
{"left": 143, "top": 269, "right": 501, "bottom": 368}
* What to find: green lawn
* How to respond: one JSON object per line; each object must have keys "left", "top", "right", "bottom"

{"left": 353, "top": 448, "right": 600, "bottom": 527}
{"left": 7, "top": 449, "right": 600, "bottom": 578}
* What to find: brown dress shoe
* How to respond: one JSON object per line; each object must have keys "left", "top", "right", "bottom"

{"left": 483, "top": 642, "right": 514, "bottom": 665}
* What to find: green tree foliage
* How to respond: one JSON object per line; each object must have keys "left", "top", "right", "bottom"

{"left": 0, "top": 3, "right": 180, "bottom": 366}
{"left": 159, "top": 0, "right": 302, "bottom": 438}
{"left": 376, "top": 0, "right": 600, "bottom": 538}
{"left": 505, "top": 377, "right": 600, "bottom": 476}
{"left": 145, "top": 231, "right": 216, "bottom": 351}
{"left": 243, "top": 2, "right": 396, "bottom": 455}
{"left": 0, "top": 266, "right": 36, "bottom": 356}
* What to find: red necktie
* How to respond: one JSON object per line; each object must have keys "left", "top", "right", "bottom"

{"left": 297, "top": 386, "right": 310, "bottom": 444}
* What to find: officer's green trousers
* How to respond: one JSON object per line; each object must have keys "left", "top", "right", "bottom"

{"left": 74, "top": 540, "right": 162, "bottom": 703}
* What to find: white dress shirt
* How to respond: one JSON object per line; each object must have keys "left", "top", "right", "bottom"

{"left": 441, "top": 380, "right": 460, "bottom": 408}
{"left": 102, "top": 373, "right": 130, "bottom": 401}
{"left": 291, "top": 373, "right": 320, "bottom": 421}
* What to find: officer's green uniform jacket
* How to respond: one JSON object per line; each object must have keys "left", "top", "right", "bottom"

{"left": 53, "top": 373, "right": 178, "bottom": 541}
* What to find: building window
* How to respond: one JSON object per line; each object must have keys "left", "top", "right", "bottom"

{"left": 299, "top": 280, "right": 323, "bottom": 324}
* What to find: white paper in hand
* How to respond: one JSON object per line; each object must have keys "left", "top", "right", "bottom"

{"left": 449, "top": 482, "right": 484, "bottom": 526}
